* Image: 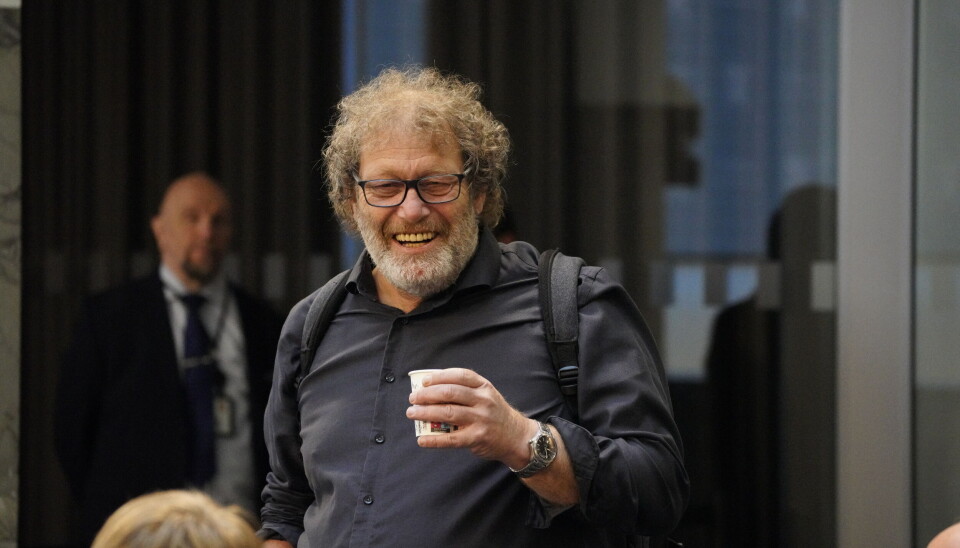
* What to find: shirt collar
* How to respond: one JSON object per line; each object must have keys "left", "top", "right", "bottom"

{"left": 455, "top": 226, "right": 502, "bottom": 291}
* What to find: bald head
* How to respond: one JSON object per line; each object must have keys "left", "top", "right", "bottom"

{"left": 151, "top": 172, "right": 233, "bottom": 291}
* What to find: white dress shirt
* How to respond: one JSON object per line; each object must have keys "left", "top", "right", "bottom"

{"left": 159, "top": 265, "right": 257, "bottom": 514}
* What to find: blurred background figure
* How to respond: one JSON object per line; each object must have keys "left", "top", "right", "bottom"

{"left": 706, "top": 185, "right": 837, "bottom": 546}
{"left": 91, "top": 489, "right": 261, "bottom": 548}
{"left": 55, "top": 172, "right": 284, "bottom": 545}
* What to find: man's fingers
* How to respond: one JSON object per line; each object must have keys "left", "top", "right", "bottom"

{"left": 408, "top": 402, "right": 460, "bottom": 422}
{"left": 416, "top": 430, "right": 466, "bottom": 448}
{"left": 410, "top": 383, "right": 476, "bottom": 405}
{"left": 420, "top": 367, "right": 485, "bottom": 388}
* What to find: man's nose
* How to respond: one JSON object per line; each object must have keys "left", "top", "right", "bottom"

{"left": 195, "top": 217, "right": 215, "bottom": 239}
{"left": 396, "top": 187, "right": 430, "bottom": 221}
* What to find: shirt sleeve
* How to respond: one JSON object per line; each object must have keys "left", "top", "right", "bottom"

{"left": 258, "top": 294, "right": 315, "bottom": 544}
{"left": 546, "top": 265, "right": 690, "bottom": 536}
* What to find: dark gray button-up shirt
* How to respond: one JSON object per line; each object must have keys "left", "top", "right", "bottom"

{"left": 261, "top": 229, "right": 688, "bottom": 547}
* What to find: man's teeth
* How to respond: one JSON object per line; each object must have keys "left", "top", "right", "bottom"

{"left": 395, "top": 232, "right": 436, "bottom": 244}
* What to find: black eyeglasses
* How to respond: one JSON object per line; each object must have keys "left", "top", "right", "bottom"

{"left": 353, "top": 168, "right": 471, "bottom": 207}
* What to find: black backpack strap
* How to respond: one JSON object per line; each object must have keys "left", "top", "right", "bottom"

{"left": 296, "top": 269, "right": 351, "bottom": 388}
{"left": 538, "top": 249, "right": 585, "bottom": 416}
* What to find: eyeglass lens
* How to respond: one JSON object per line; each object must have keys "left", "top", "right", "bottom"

{"left": 362, "top": 175, "right": 462, "bottom": 207}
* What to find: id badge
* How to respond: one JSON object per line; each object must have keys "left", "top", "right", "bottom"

{"left": 214, "top": 395, "right": 235, "bottom": 437}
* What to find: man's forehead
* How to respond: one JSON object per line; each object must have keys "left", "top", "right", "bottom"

{"left": 160, "top": 176, "right": 230, "bottom": 214}
{"left": 359, "top": 131, "right": 461, "bottom": 170}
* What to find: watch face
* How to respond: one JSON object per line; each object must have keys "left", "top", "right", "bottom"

{"left": 535, "top": 433, "right": 556, "bottom": 459}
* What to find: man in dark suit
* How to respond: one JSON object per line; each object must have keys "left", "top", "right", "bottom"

{"left": 55, "top": 172, "right": 283, "bottom": 545}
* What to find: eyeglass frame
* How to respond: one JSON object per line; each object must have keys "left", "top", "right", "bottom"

{"left": 352, "top": 167, "right": 472, "bottom": 208}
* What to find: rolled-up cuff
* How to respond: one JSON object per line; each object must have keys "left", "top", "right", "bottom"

{"left": 525, "top": 416, "right": 599, "bottom": 528}
{"left": 257, "top": 524, "right": 302, "bottom": 545}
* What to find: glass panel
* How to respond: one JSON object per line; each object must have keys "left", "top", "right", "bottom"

{"left": 914, "top": 0, "right": 960, "bottom": 545}
{"left": 664, "top": 2, "right": 838, "bottom": 546}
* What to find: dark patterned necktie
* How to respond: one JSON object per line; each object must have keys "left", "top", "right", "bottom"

{"left": 180, "top": 293, "right": 217, "bottom": 486}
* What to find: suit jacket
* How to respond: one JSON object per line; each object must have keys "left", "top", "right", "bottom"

{"left": 55, "top": 272, "right": 283, "bottom": 545}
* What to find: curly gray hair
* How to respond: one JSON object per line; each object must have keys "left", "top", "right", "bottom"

{"left": 322, "top": 66, "right": 510, "bottom": 233}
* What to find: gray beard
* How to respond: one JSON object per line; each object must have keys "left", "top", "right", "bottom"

{"left": 357, "top": 210, "right": 480, "bottom": 299}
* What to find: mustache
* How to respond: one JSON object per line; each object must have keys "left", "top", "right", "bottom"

{"left": 383, "top": 222, "right": 445, "bottom": 235}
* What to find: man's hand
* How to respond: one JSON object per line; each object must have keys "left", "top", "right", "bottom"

{"left": 406, "top": 368, "right": 536, "bottom": 465}
{"left": 262, "top": 540, "right": 293, "bottom": 548}
{"left": 405, "top": 368, "right": 579, "bottom": 506}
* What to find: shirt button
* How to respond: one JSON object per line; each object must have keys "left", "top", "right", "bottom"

{"left": 374, "top": 434, "right": 385, "bottom": 444}
{"left": 384, "top": 373, "right": 395, "bottom": 383}
{"left": 400, "top": 318, "right": 409, "bottom": 326}
{"left": 363, "top": 495, "right": 374, "bottom": 505}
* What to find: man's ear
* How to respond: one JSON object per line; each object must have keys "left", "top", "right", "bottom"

{"left": 150, "top": 215, "right": 165, "bottom": 250}
{"left": 473, "top": 193, "right": 486, "bottom": 216}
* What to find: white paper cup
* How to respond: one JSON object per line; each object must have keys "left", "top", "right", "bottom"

{"left": 409, "top": 369, "right": 459, "bottom": 436}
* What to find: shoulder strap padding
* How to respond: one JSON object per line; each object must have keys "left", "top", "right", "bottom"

{"left": 538, "top": 249, "right": 585, "bottom": 400}
{"left": 296, "top": 269, "right": 351, "bottom": 387}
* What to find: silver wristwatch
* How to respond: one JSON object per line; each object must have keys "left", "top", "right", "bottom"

{"left": 509, "top": 421, "right": 558, "bottom": 478}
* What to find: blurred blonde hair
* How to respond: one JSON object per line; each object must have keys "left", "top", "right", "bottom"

{"left": 91, "top": 490, "right": 261, "bottom": 548}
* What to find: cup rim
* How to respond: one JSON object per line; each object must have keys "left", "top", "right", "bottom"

{"left": 408, "top": 368, "right": 442, "bottom": 377}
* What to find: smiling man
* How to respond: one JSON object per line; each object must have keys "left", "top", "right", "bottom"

{"left": 353, "top": 132, "right": 482, "bottom": 308}
{"left": 259, "top": 67, "right": 689, "bottom": 548}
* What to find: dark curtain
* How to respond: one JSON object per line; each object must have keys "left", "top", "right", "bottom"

{"left": 21, "top": 2, "right": 341, "bottom": 545}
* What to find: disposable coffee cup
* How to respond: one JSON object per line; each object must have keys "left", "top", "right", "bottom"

{"left": 409, "top": 369, "right": 460, "bottom": 436}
